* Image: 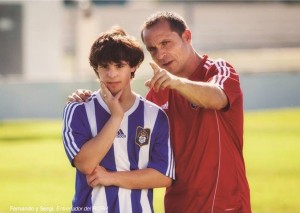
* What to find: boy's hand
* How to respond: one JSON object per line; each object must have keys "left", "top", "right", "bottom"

{"left": 100, "top": 82, "right": 124, "bottom": 118}
{"left": 86, "top": 165, "right": 113, "bottom": 187}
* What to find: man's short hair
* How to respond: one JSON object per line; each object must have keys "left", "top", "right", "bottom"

{"left": 140, "top": 11, "right": 188, "bottom": 42}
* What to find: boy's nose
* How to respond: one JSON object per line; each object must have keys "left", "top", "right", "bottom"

{"left": 107, "top": 69, "right": 117, "bottom": 78}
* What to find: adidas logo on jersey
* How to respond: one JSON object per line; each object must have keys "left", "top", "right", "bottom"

{"left": 116, "top": 129, "right": 126, "bottom": 138}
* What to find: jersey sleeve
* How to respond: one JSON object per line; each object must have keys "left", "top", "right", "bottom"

{"left": 62, "top": 102, "right": 92, "bottom": 166}
{"left": 208, "top": 58, "right": 242, "bottom": 110}
{"left": 147, "top": 109, "right": 175, "bottom": 180}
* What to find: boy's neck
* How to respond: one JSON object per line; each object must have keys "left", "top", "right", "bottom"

{"left": 119, "top": 91, "right": 136, "bottom": 112}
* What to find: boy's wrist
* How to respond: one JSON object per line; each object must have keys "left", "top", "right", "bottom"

{"left": 110, "top": 113, "right": 124, "bottom": 122}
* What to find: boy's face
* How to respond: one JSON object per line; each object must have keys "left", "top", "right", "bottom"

{"left": 96, "top": 61, "right": 135, "bottom": 96}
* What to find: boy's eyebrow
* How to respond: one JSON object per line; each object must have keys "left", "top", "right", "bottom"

{"left": 98, "top": 61, "right": 128, "bottom": 66}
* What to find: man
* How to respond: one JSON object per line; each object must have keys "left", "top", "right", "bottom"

{"left": 63, "top": 26, "right": 175, "bottom": 213}
{"left": 69, "top": 12, "right": 251, "bottom": 213}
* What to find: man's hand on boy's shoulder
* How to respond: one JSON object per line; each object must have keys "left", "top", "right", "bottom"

{"left": 67, "top": 89, "right": 92, "bottom": 103}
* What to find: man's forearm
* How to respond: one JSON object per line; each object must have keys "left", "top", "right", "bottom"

{"left": 175, "top": 78, "right": 228, "bottom": 110}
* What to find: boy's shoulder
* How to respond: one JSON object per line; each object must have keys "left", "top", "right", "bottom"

{"left": 137, "top": 94, "right": 168, "bottom": 120}
{"left": 138, "top": 95, "right": 162, "bottom": 110}
{"left": 64, "top": 92, "right": 98, "bottom": 117}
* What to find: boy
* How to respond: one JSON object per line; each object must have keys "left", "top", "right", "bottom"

{"left": 62, "top": 27, "right": 175, "bottom": 213}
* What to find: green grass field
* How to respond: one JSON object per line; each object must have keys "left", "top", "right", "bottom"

{"left": 0, "top": 108, "right": 300, "bottom": 213}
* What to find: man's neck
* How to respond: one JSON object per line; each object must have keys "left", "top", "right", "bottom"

{"left": 181, "top": 51, "right": 202, "bottom": 78}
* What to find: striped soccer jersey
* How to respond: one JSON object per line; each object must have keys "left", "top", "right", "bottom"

{"left": 63, "top": 92, "right": 175, "bottom": 213}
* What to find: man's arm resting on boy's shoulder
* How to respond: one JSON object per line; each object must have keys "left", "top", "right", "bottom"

{"left": 86, "top": 165, "right": 172, "bottom": 189}
{"left": 67, "top": 89, "right": 92, "bottom": 103}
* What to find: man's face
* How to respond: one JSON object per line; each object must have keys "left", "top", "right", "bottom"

{"left": 142, "top": 20, "right": 190, "bottom": 76}
{"left": 97, "top": 61, "right": 134, "bottom": 95}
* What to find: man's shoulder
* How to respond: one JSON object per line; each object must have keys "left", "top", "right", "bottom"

{"left": 204, "top": 55, "right": 235, "bottom": 71}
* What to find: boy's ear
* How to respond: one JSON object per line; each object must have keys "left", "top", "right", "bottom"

{"left": 130, "top": 66, "right": 138, "bottom": 78}
{"left": 131, "top": 65, "right": 138, "bottom": 73}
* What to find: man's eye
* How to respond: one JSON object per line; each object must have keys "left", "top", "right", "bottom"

{"left": 162, "top": 41, "right": 169, "bottom": 46}
{"left": 148, "top": 47, "right": 155, "bottom": 53}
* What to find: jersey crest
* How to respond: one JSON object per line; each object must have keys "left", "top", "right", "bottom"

{"left": 135, "top": 126, "right": 150, "bottom": 147}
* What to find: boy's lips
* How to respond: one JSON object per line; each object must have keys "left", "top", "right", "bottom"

{"left": 107, "top": 81, "right": 120, "bottom": 86}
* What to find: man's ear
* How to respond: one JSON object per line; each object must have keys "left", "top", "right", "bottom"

{"left": 182, "top": 29, "right": 192, "bottom": 43}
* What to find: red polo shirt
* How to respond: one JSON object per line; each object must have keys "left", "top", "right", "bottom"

{"left": 146, "top": 55, "right": 251, "bottom": 213}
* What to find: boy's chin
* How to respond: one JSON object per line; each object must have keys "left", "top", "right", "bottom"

{"left": 110, "top": 90, "right": 121, "bottom": 97}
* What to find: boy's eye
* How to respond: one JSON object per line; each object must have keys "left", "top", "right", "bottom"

{"left": 116, "top": 63, "right": 125, "bottom": 68}
{"left": 99, "top": 64, "right": 108, "bottom": 69}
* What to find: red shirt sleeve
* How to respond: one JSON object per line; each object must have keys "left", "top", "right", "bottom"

{"left": 206, "top": 58, "right": 243, "bottom": 110}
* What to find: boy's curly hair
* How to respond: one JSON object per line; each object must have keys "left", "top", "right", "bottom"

{"left": 89, "top": 26, "right": 144, "bottom": 78}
